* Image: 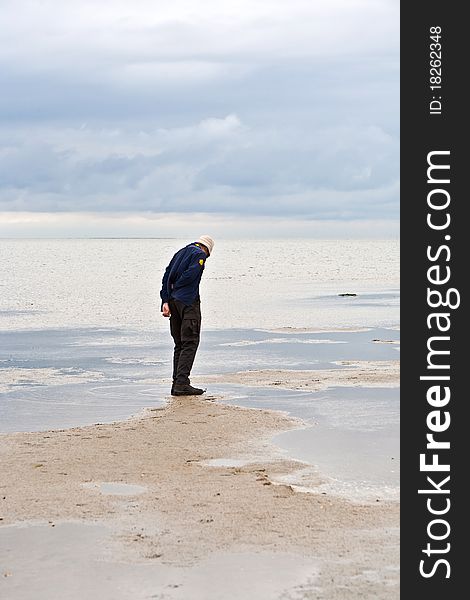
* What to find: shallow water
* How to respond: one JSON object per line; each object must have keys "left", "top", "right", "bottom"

{"left": 218, "top": 383, "right": 399, "bottom": 501}
{"left": 0, "top": 238, "right": 399, "bottom": 331}
{"left": 0, "top": 522, "right": 318, "bottom": 600}
{"left": 0, "top": 326, "right": 398, "bottom": 433}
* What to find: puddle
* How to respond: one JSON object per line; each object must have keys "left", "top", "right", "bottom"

{"left": 82, "top": 482, "right": 147, "bottom": 496}
{"left": 0, "top": 521, "right": 318, "bottom": 600}
{"left": 202, "top": 458, "right": 258, "bottom": 468}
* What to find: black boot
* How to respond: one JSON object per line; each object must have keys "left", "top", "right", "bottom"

{"left": 172, "top": 383, "right": 205, "bottom": 396}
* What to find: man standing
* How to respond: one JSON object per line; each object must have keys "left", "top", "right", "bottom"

{"left": 160, "top": 235, "right": 214, "bottom": 396}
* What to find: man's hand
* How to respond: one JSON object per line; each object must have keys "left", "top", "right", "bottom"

{"left": 162, "top": 302, "right": 171, "bottom": 317}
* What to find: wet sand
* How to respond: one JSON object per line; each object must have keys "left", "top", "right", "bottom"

{"left": 1, "top": 365, "right": 399, "bottom": 599}
{"left": 193, "top": 360, "right": 399, "bottom": 392}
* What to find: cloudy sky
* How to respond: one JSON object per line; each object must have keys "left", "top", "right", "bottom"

{"left": 0, "top": 0, "right": 399, "bottom": 238}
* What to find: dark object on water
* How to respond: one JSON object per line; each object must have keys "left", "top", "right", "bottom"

{"left": 338, "top": 293, "right": 357, "bottom": 297}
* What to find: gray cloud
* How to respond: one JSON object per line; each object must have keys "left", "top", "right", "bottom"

{"left": 0, "top": 114, "right": 398, "bottom": 219}
{"left": 0, "top": 0, "right": 399, "bottom": 231}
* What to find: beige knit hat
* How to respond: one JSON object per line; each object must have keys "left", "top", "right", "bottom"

{"left": 196, "top": 235, "right": 215, "bottom": 255}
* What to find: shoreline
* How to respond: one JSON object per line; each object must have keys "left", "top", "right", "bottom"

{"left": 1, "top": 370, "right": 399, "bottom": 597}
{"left": 193, "top": 360, "right": 399, "bottom": 392}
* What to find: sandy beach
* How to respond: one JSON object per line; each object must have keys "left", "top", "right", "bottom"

{"left": 1, "top": 363, "right": 399, "bottom": 599}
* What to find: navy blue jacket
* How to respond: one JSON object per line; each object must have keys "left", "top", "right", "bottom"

{"left": 160, "top": 243, "right": 207, "bottom": 307}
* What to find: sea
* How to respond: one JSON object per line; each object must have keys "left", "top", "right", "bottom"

{"left": 0, "top": 238, "right": 399, "bottom": 501}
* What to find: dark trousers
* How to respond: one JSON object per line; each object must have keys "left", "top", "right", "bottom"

{"left": 169, "top": 299, "right": 201, "bottom": 385}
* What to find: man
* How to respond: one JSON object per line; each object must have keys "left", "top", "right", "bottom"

{"left": 160, "top": 235, "right": 214, "bottom": 396}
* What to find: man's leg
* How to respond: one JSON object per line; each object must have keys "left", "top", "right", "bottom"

{"left": 174, "top": 301, "right": 202, "bottom": 389}
{"left": 169, "top": 300, "right": 183, "bottom": 387}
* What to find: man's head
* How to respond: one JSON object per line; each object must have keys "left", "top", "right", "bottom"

{"left": 196, "top": 235, "right": 215, "bottom": 256}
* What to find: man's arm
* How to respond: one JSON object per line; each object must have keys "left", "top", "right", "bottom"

{"left": 161, "top": 265, "right": 171, "bottom": 317}
{"left": 160, "top": 259, "right": 174, "bottom": 316}
{"left": 160, "top": 264, "right": 170, "bottom": 304}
